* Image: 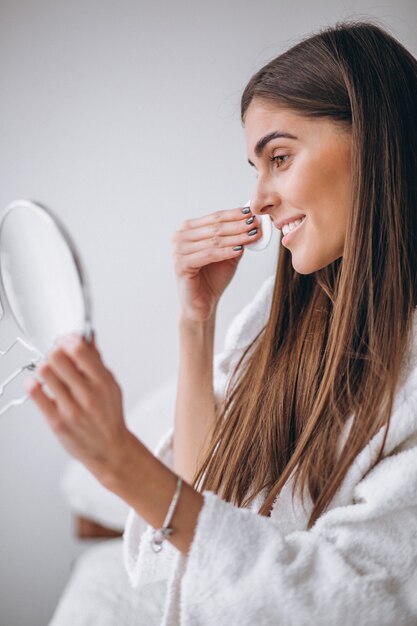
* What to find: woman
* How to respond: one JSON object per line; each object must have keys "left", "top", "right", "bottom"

{"left": 26, "top": 20, "right": 417, "bottom": 625}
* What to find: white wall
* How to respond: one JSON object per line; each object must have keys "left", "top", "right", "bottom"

{"left": 0, "top": 1, "right": 415, "bottom": 624}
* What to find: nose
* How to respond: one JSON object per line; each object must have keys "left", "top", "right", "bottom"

{"left": 250, "top": 178, "right": 280, "bottom": 216}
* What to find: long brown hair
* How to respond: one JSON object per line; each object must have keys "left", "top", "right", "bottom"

{"left": 192, "top": 20, "right": 417, "bottom": 528}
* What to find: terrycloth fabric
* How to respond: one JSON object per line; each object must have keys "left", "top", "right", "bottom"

{"left": 49, "top": 539, "right": 167, "bottom": 626}
{"left": 124, "top": 275, "right": 417, "bottom": 625}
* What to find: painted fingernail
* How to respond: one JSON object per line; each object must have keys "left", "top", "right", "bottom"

{"left": 233, "top": 245, "right": 243, "bottom": 251}
{"left": 248, "top": 228, "right": 258, "bottom": 236}
{"left": 241, "top": 207, "right": 251, "bottom": 214}
{"left": 245, "top": 216, "right": 255, "bottom": 225}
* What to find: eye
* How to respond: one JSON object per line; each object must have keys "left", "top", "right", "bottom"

{"left": 270, "top": 155, "right": 289, "bottom": 168}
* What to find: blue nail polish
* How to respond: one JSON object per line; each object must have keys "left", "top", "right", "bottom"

{"left": 248, "top": 228, "right": 258, "bottom": 236}
{"left": 245, "top": 216, "right": 255, "bottom": 225}
{"left": 241, "top": 207, "right": 251, "bottom": 215}
{"left": 233, "top": 245, "right": 243, "bottom": 251}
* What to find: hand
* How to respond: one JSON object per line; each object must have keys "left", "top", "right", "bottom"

{"left": 23, "top": 331, "right": 205, "bottom": 557}
{"left": 23, "top": 332, "right": 129, "bottom": 486}
{"left": 171, "top": 206, "right": 262, "bottom": 322}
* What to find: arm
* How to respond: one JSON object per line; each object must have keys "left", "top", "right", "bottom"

{"left": 173, "top": 314, "right": 217, "bottom": 483}
{"left": 122, "top": 274, "right": 276, "bottom": 586}
{"left": 170, "top": 206, "right": 262, "bottom": 482}
{"left": 105, "top": 430, "right": 204, "bottom": 556}
{"left": 24, "top": 334, "right": 204, "bottom": 557}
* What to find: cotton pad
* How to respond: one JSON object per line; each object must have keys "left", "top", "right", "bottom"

{"left": 244, "top": 201, "right": 273, "bottom": 251}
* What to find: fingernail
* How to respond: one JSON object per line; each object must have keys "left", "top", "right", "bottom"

{"left": 248, "top": 228, "right": 258, "bottom": 236}
{"left": 245, "top": 216, "right": 255, "bottom": 225}
{"left": 233, "top": 245, "right": 243, "bottom": 251}
{"left": 241, "top": 207, "right": 251, "bottom": 214}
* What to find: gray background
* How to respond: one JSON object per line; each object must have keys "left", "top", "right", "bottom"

{"left": 0, "top": 1, "right": 415, "bottom": 624}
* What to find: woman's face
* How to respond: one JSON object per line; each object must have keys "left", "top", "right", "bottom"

{"left": 244, "top": 99, "right": 353, "bottom": 274}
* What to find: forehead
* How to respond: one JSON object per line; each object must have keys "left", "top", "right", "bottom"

{"left": 244, "top": 101, "right": 306, "bottom": 131}
{"left": 244, "top": 101, "right": 308, "bottom": 141}
{"left": 244, "top": 100, "right": 349, "bottom": 151}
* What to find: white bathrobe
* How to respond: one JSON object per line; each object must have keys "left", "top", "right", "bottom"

{"left": 123, "top": 275, "right": 417, "bottom": 625}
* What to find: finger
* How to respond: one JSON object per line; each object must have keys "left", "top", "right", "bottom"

{"left": 36, "top": 361, "right": 81, "bottom": 418}
{"left": 24, "top": 376, "right": 61, "bottom": 427}
{"left": 90, "top": 331, "right": 98, "bottom": 351}
{"left": 55, "top": 334, "right": 109, "bottom": 384}
{"left": 174, "top": 245, "right": 245, "bottom": 277}
{"left": 175, "top": 226, "right": 262, "bottom": 255}
{"left": 178, "top": 206, "right": 252, "bottom": 232}
{"left": 56, "top": 330, "right": 100, "bottom": 356}
{"left": 47, "top": 346, "right": 94, "bottom": 409}
{"left": 177, "top": 214, "right": 259, "bottom": 244}
{"left": 84, "top": 329, "right": 99, "bottom": 354}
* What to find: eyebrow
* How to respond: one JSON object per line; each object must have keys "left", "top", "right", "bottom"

{"left": 248, "top": 130, "right": 299, "bottom": 166}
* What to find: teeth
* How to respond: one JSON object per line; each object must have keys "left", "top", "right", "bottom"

{"left": 282, "top": 217, "right": 304, "bottom": 236}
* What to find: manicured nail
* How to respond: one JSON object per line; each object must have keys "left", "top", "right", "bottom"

{"left": 245, "top": 216, "right": 255, "bottom": 225}
{"left": 241, "top": 207, "right": 251, "bottom": 214}
{"left": 248, "top": 228, "right": 258, "bottom": 236}
{"left": 233, "top": 245, "right": 243, "bottom": 251}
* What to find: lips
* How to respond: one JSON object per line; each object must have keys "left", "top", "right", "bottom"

{"left": 281, "top": 215, "right": 306, "bottom": 245}
{"left": 275, "top": 214, "right": 306, "bottom": 231}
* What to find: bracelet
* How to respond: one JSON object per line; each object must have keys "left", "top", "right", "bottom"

{"left": 151, "top": 476, "right": 183, "bottom": 553}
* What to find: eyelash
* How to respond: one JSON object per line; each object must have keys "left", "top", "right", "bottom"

{"left": 269, "top": 155, "right": 289, "bottom": 168}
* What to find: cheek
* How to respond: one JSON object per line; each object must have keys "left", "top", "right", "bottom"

{"left": 290, "top": 170, "right": 349, "bottom": 269}
{"left": 282, "top": 150, "right": 351, "bottom": 239}
{"left": 280, "top": 166, "right": 314, "bottom": 207}
{"left": 282, "top": 154, "right": 329, "bottom": 208}
{"left": 301, "top": 163, "right": 350, "bottom": 232}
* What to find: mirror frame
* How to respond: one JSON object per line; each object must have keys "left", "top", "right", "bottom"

{"left": 0, "top": 199, "right": 94, "bottom": 349}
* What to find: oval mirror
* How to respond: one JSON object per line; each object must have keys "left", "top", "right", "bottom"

{"left": 0, "top": 199, "right": 93, "bottom": 415}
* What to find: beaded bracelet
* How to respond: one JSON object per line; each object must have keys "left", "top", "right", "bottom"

{"left": 151, "top": 476, "right": 183, "bottom": 553}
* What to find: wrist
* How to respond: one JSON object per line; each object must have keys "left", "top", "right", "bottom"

{"left": 178, "top": 315, "right": 216, "bottom": 357}
{"left": 179, "top": 299, "right": 218, "bottom": 326}
{"left": 99, "top": 429, "right": 151, "bottom": 496}
{"left": 179, "top": 311, "right": 216, "bottom": 333}
{"left": 97, "top": 429, "right": 205, "bottom": 556}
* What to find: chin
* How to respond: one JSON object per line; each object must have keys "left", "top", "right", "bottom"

{"left": 291, "top": 251, "right": 342, "bottom": 275}
{"left": 290, "top": 255, "right": 318, "bottom": 275}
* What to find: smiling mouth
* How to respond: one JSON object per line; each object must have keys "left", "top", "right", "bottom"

{"left": 281, "top": 216, "right": 306, "bottom": 244}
